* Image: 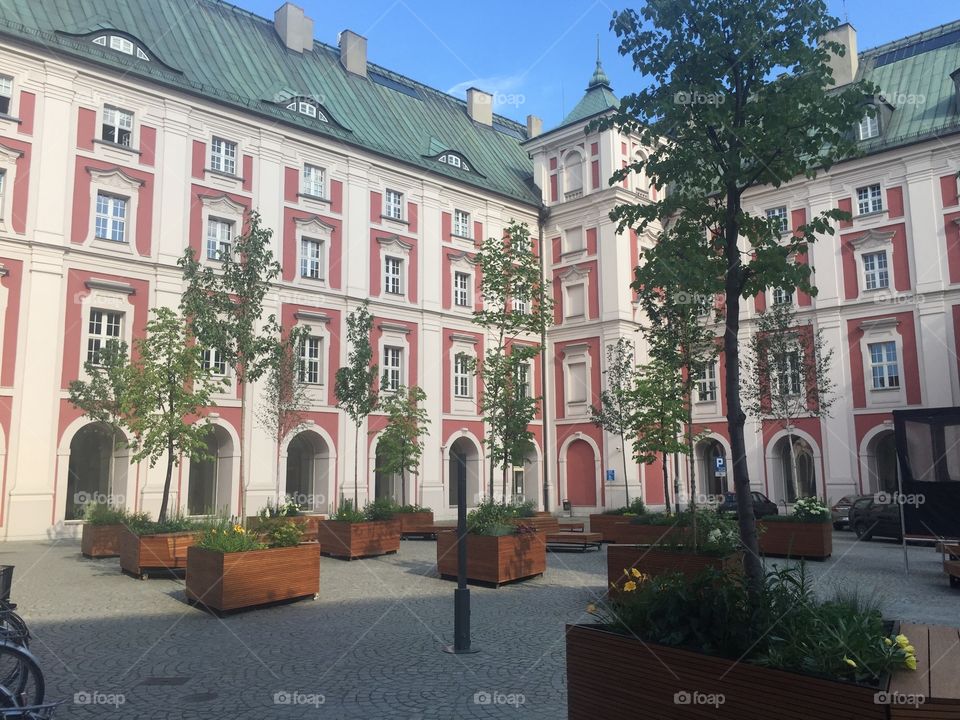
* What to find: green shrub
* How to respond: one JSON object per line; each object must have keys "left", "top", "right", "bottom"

{"left": 195, "top": 519, "right": 265, "bottom": 552}
{"left": 363, "top": 497, "right": 398, "bottom": 521}
{"left": 513, "top": 499, "right": 536, "bottom": 518}
{"left": 262, "top": 519, "right": 304, "bottom": 548}
{"left": 332, "top": 499, "right": 367, "bottom": 523}
{"left": 602, "top": 498, "right": 647, "bottom": 516}
{"left": 791, "top": 496, "right": 832, "bottom": 523}
{"left": 466, "top": 499, "right": 518, "bottom": 536}
{"left": 626, "top": 509, "right": 740, "bottom": 557}
{"left": 257, "top": 496, "right": 302, "bottom": 520}
{"left": 83, "top": 502, "right": 132, "bottom": 526}
{"left": 126, "top": 511, "right": 214, "bottom": 536}
{"left": 394, "top": 504, "right": 432, "bottom": 513}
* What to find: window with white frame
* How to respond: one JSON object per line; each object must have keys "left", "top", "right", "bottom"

{"left": 453, "top": 209, "right": 471, "bottom": 238}
{"left": 206, "top": 218, "right": 233, "bottom": 261}
{"left": 453, "top": 271, "right": 470, "bottom": 307}
{"left": 568, "top": 361, "right": 588, "bottom": 404}
{"left": 109, "top": 35, "right": 135, "bottom": 54}
{"left": 773, "top": 350, "right": 803, "bottom": 397}
{"left": 210, "top": 137, "right": 237, "bottom": 175}
{"left": 857, "top": 111, "right": 879, "bottom": 141}
{"left": 516, "top": 362, "right": 531, "bottom": 398}
{"left": 302, "top": 164, "right": 325, "bottom": 197}
{"left": 772, "top": 287, "right": 794, "bottom": 306}
{"left": 94, "top": 193, "right": 127, "bottom": 242}
{"left": 300, "top": 237, "right": 324, "bottom": 280}
{"left": 102, "top": 106, "right": 133, "bottom": 146}
{"left": 514, "top": 296, "right": 529, "bottom": 315}
{"left": 383, "top": 346, "right": 402, "bottom": 391}
{"left": 92, "top": 34, "right": 149, "bottom": 60}
{"left": 384, "top": 256, "right": 403, "bottom": 295}
{"left": 563, "top": 227, "right": 584, "bottom": 254}
{"left": 862, "top": 250, "right": 889, "bottom": 290}
{"left": 857, "top": 184, "right": 883, "bottom": 215}
{"left": 565, "top": 283, "right": 585, "bottom": 318}
{"left": 453, "top": 352, "right": 471, "bottom": 398}
{"left": 438, "top": 152, "right": 470, "bottom": 171}
{"left": 0, "top": 75, "right": 13, "bottom": 116}
{"left": 202, "top": 348, "right": 226, "bottom": 376}
{"left": 299, "top": 336, "right": 323, "bottom": 384}
{"left": 0, "top": 170, "right": 7, "bottom": 218}
{"left": 87, "top": 309, "right": 123, "bottom": 365}
{"left": 695, "top": 362, "right": 717, "bottom": 402}
{"left": 765, "top": 206, "right": 789, "bottom": 234}
{"left": 286, "top": 98, "right": 327, "bottom": 121}
{"left": 384, "top": 189, "right": 403, "bottom": 220}
{"left": 868, "top": 341, "right": 900, "bottom": 389}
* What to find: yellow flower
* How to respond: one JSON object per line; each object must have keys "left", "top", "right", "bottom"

{"left": 586, "top": 603, "right": 597, "bottom": 614}
{"left": 631, "top": 568, "right": 642, "bottom": 579}
{"left": 623, "top": 581, "right": 637, "bottom": 592}
{"left": 905, "top": 655, "right": 917, "bottom": 671}
{"left": 883, "top": 638, "right": 893, "bottom": 647}
{"left": 623, "top": 568, "right": 630, "bottom": 578}
{"left": 905, "top": 645, "right": 915, "bottom": 655}
{"left": 843, "top": 657, "right": 857, "bottom": 668}
{"left": 896, "top": 634, "right": 909, "bottom": 648}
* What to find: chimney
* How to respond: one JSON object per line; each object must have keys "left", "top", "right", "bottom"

{"left": 274, "top": 3, "right": 314, "bottom": 53}
{"left": 339, "top": 30, "right": 367, "bottom": 77}
{"left": 466, "top": 88, "right": 493, "bottom": 126}
{"left": 821, "top": 23, "right": 858, "bottom": 87}
{"left": 526, "top": 114, "right": 542, "bottom": 139}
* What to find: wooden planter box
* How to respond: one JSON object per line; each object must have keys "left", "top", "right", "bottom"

{"left": 436, "top": 530, "right": 546, "bottom": 587}
{"left": 566, "top": 624, "right": 886, "bottom": 720}
{"left": 588, "top": 514, "right": 628, "bottom": 542}
{"left": 398, "top": 511, "right": 434, "bottom": 533}
{"left": 245, "top": 514, "right": 326, "bottom": 542}
{"left": 185, "top": 543, "right": 320, "bottom": 612}
{"left": 81, "top": 523, "right": 126, "bottom": 558}
{"left": 606, "top": 522, "right": 688, "bottom": 545}
{"left": 758, "top": 520, "right": 832, "bottom": 560}
{"left": 119, "top": 528, "right": 198, "bottom": 578}
{"left": 509, "top": 516, "right": 558, "bottom": 533}
{"left": 607, "top": 544, "right": 741, "bottom": 588}
{"left": 315, "top": 519, "right": 400, "bottom": 559}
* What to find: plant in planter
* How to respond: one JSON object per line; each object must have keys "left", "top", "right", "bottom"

{"left": 81, "top": 504, "right": 148, "bottom": 559}
{"left": 758, "top": 496, "right": 833, "bottom": 560}
{"left": 437, "top": 500, "right": 546, "bottom": 587}
{"left": 394, "top": 504, "right": 435, "bottom": 534}
{"left": 118, "top": 513, "right": 214, "bottom": 579}
{"left": 315, "top": 499, "right": 401, "bottom": 560}
{"left": 591, "top": 498, "right": 647, "bottom": 542}
{"left": 571, "top": 566, "right": 916, "bottom": 719}
{"left": 185, "top": 519, "right": 319, "bottom": 613}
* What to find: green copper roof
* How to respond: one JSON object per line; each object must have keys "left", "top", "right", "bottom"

{"left": 556, "top": 57, "right": 618, "bottom": 131}
{"left": 0, "top": 0, "right": 540, "bottom": 205}
{"left": 853, "top": 19, "right": 960, "bottom": 153}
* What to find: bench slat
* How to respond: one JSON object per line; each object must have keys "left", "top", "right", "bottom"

{"left": 928, "top": 625, "right": 960, "bottom": 701}
{"left": 890, "top": 623, "right": 931, "bottom": 698}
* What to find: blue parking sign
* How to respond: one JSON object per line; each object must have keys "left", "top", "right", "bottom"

{"left": 606, "top": 469, "right": 616, "bottom": 483}
{"left": 715, "top": 456, "right": 727, "bottom": 476}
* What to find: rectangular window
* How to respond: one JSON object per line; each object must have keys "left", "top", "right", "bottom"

{"left": 94, "top": 193, "right": 127, "bottom": 242}
{"left": 202, "top": 348, "right": 226, "bottom": 376}
{"left": 858, "top": 114, "right": 879, "bottom": 141}
{"left": 516, "top": 362, "right": 531, "bottom": 398}
{"left": 87, "top": 309, "right": 123, "bottom": 365}
{"left": 102, "top": 106, "right": 133, "bottom": 146}
{"left": 868, "top": 341, "right": 900, "bottom": 390}
{"left": 299, "top": 337, "right": 322, "bottom": 384}
{"left": 384, "top": 256, "right": 403, "bottom": 295}
{"left": 0, "top": 75, "right": 11, "bottom": 115}
{"left": 302, "top": 164, "right": 325, "bottom": 197}
{"left": 453, "top": 353, "right": 471, "bottom": 398}
{"left": 568, "top": 361, "right": 588, "bottom": 404}
{"left": 695, "top": 363, "right": 717, "bottom": 402}
{"left": 857, "top": 184, "right": 883, "bottom": 215}
{"left": 300, "top": 237, "right": 323, "bottom": 280}
{"left": 453, "top": 271, "right": 470, "bottom": 307}
{"left": 514, "top": 296, "right": 529, "bottom": 315}
{"left": 765, "top": 206, "right": 788, "bottom": 234}
{"left": 109, "top": 36, "right": 134, "bottom": 54}
{"left": 774, "top": 350, "right": 802, "bottom": 397}
{"left": 0, "top": 169, "right": 6, "bottom": 218}
{"left": 210, "top": 137, "right": 237, "bottom": 175}
{"left": 206, "top": 218, "right": 233, "bottom": 261}
{"left": 383, "top": 346, "right": 402, "bottom": 391}
{"left": 565, "top": 284, "right": 585, "bottom": 318}
{"left": 453, "top": 209, "right": 470, "bottom": 238}
{"left": 772, "top": 287, "right": 794, "bottom": 306}
{"left": 384, "top": 189, "right": 403, "bottom": 220}
{"left": 563, "top": 227, "right": 584, "bottom": 254}
{"left": 862, "top": 251, "right": 889, "bottom": 290}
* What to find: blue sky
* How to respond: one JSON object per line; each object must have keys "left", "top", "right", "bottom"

{"left": 239, "top": 1, "right": 957, "bottom": 128}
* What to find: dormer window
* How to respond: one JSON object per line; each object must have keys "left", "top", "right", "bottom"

{"left": 285, "top": 97, "right": 328, "bottom": 121}
{"left": 857, "top": 109, "right": 879, "bottom": 141}
{"left": 92, "top": 34, "right": 150, "bottom": 61}
{"left": 438, "top": 152, "right": 470, "bottom": 172}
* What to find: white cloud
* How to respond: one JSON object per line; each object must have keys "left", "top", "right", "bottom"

{"left": 446, "top": 74, "right": 528, "bottom": 109}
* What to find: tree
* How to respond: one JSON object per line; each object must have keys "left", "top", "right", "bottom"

{"left": 374, "top": 385, "right": 430, "bottom": 505}
{"left": 592, "top": 337, "right": 644, "bottom": 506}
{"left": 631, "top": 357, "right": 687, "bottom": 513}
{"left": 257, "top": 328, "right": 313, "bottom": 505}
{"left": 743, "top": 301, "right": 836, "bottom": 502}
{"left": 334, "top": 300, "right": 379, "bottom": 506}
{"left": 179, "top": 211, "right": 286, "bottom": 521}
{"left": 472, "top": 222, "right": 553, "bottom": 499}
{"left": 600, "top": 0, "right": 870, "bottom": 593}
{"left": 68, "top": 307, "right": 223, "bottom": 522}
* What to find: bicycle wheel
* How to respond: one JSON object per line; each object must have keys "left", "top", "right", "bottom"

{"left": 0, "top": 612, "right": 29, "bottom": 648}
{"left": 0, "top": 643, "right": 43, "bottom": 707}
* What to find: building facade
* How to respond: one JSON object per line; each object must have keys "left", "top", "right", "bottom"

{"left": 0, "top": 1, "right": 957, "bottom": 538}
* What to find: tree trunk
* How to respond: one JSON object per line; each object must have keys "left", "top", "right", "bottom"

{"left": 673, "top": 452, "right": 681, "bottom": 514}
{"left": 158, "top": 435, "right": 175, "bottom": 523}
{"left": 353, "top": 423, "right": 360, "bottom": 507}
{"left": 661, "top": 452, "right": 670, "bottom": 514}
{"left": 787, "top": 429, "right": 798, "bottom": 503}
{"left": 501, "top": 458, "right": 508, "bottom": 501}
{"left": 238, "top": 380, "right": 247, "bottom": 521}
{"left": 723, "top": 199, "right": 763, "bottom": 596}
{"left": 621, "top": 434, "right": 630, "bottom": 506}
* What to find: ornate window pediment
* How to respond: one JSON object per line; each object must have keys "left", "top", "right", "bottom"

{"left": 377, "top": 234, "right": 413, "bottom": 252}
{"left": 87, "top": 166, "right": 143, "bottom": 191}
{"left": 848, "top": 228, "right": 895, "bottom": 251}
{"left": 200, "top": 193, "right": 246, "bottom": 216}
{"left": 294, "top": 216, "right": 334, "bottom": 236}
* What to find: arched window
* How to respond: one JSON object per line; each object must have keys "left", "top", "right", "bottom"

{"left": 188, "top": 426, "right": 234, "bottom": 516}
{"left": 92, "top": 34, "right": 150, "bottom": 61}
{"left": 438, "top": 152, "right": 471, "bottom": 172}
{"left": 285, "top": 97, "right": 328, "bottom": 121}
{"left": 286, "top": 431, "right": 328, "bottom": 511}
{"left": 66, "top": 423, "right": 126, "bottom": 520}
{"left": 777, "top": 435, "right": 817, "bottom": 503}
{"left": 562, "top": 151, "right": 583, "bottom": 199}
{"left": 857, "top": 108, "right": 879, "bottom": 140}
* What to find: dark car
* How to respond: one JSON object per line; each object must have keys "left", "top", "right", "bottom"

{"left": 718, "top": 491, "right": 779, "bottom": 518}
{"left": 830, "top": 495, "right": 857, "bottom": 530}
{"left": 848, "top": 494, "right": 902, "bottom": 541}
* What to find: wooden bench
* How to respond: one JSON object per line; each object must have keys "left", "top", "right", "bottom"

{"left": 887, "top": 622, "right": 960, "bottom": 719}
{"left": 511, "top": 517, "right": 601, "bottom": 551}
{"left": 945, "top": 545, "right": 960, "bottom": 588}
{"left": 401, "top": 524, "right": 450, "bottom": 539}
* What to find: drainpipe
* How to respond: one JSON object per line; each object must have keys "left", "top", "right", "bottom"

{"left": 538, "top": 203, "right": 552, "bottom": 512}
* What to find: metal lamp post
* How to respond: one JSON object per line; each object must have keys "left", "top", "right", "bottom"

{"left": 443, "top": 441, "right": 478, "bottom": 654}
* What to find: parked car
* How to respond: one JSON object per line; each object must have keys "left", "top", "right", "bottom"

{"left": 718, "top": 491, "right": 779, "bottom": 518}
{"left": 848, "top": 495, "right": 902, "bottom": 541}
{"left": 830, "top": 495, "right": 857, "bottom": 530}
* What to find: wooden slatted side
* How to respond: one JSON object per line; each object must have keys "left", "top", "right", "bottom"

{"left": 889, "top": 624, "right": 960, "bottom": 720}
{"left": 928, "top": 626, "right": 960, "bottom": 704}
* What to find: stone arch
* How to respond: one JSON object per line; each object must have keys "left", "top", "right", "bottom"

{"left": 57, "top": 418, "right": 132, "bottom": 522}
{"left": 283, "top": 428, "right": 331, "bottom": 512}
{"left": 185, "top": 420, "right": 238, "bottom": 516}
{"left": 860, "top": 425, "right": 898, "bottom": 496}
{"left": 444, "top": 431, "right": 483, "bottom": 509}
{"left": 559, "top": 433, "right": 601, "bottom": 509}
{"left": 765, "top": 428, "right": 822, "bottom": 505}
{"left": 694, "top": 434, "right": 731, "bottom": 498}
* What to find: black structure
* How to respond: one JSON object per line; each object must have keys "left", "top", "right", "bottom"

{"left": 443, "top": 450, "right": 478, "bottom": 655}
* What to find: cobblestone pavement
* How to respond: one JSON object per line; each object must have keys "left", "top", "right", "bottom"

{"left": 1, "top": 530, "right": 956, "bottom": 719}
